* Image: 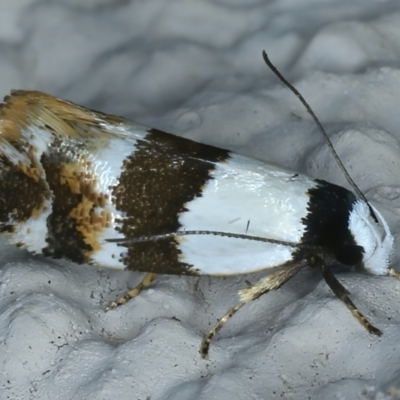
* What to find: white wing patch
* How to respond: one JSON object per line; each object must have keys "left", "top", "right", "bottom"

{"left": 178, "top": 154, "right": 317, "bottom": 275}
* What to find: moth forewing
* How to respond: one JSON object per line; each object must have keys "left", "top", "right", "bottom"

{"left": 0, "top": 52, "right": 395, "bottom": 359}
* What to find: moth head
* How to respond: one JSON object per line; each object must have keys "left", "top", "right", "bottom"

{"left": 348, "top": 199, "right": 393, "bottom": 275}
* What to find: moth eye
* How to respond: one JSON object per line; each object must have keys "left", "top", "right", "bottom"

{"left": 335, "top": 244, "right": 364, "bottom": 266}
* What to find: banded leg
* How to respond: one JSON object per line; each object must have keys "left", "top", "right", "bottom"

{"left": 105, "top": 272, "right": 158, "bottom": 311}
{"left": 389, "top": 267, "right": 400, "bottom": 279}
{"left": 318, "top": 259, "right": 382, "bottom": 336}
{"left": 200, "top": 260, "right": 307, "bottom": 359}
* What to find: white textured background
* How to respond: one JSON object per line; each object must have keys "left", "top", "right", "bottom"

{"left": 1, "top": 1, "right": 400, "bottom": 399}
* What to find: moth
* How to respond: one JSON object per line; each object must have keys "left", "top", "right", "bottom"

{"left": 0, "top": 52, "right": 396, "bottom": 359}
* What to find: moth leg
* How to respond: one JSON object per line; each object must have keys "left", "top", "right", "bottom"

{"left": 317, "top": 259, "right": 382, "bottom": 336}
{"left": 388, "top": 267, "right": 400, "bottom": 279}
{"left": 105, "top": 272, "right": 158, "bottom": 311}
{"left": 200, "top": 261, "right": 306, "bottom": 359}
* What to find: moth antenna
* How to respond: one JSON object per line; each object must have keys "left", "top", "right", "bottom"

{"left": 261, "top": 51, "right": 376, "bottom": 219}
{"left": 105, "top": 230, "right": 321, "bottom": 251}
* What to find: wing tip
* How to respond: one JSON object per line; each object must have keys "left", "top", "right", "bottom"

{"left": 0, "top": 90, "right": 126, "bottom": 143}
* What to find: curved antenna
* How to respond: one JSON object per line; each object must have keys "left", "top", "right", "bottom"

{"left": 105, "top": 230, "right": 321, "bottom": 251}
{"left": 261, "top": 51, "right": 373, "bottom": 213}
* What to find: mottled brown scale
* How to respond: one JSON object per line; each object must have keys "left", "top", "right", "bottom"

{"left": 0, "top": 158, "right": 49, "bottom": 232}
{"left": 40, "top": 155, "right": 91, "bottom": 262}
{"left": 0, "top": 90, "right": 126, "bottom": 261}
{"left": 113, "top": 129, "right": 229, "bottom": 274}
{"left": 41, "top": 147, "right": 112, "bottom": 262}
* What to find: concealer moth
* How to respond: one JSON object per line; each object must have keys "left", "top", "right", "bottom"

{"left": 0, "top": 51, "right": 396, "bottom": 359}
